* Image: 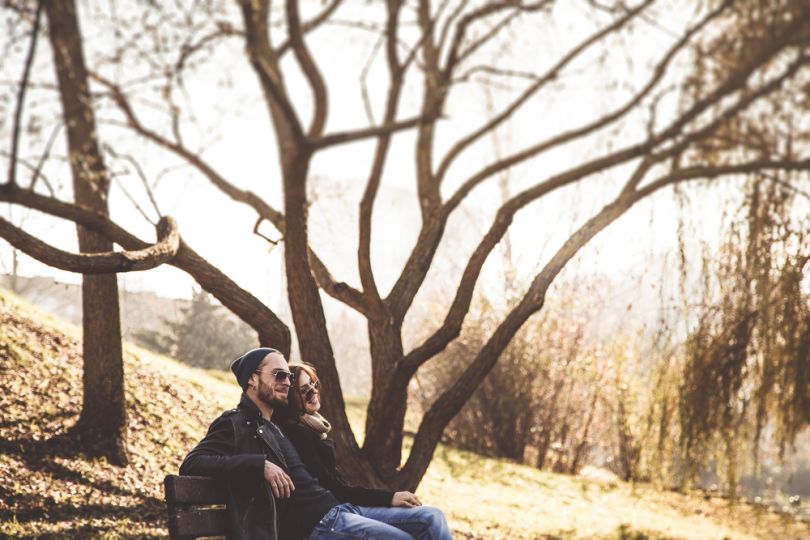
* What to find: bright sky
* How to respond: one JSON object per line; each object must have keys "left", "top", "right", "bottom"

{"left": 0, "top": 0, "right": 732, "bottom": 326}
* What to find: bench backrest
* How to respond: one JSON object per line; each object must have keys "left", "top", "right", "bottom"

{"left": 164, "top": 475, "right": 228, "bottom": 539}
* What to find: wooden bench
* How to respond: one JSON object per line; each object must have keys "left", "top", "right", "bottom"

{"left": 164, "top": 475, "right": 227, "bottom": 539}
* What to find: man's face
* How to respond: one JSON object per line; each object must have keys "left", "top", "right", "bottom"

{"left": 254, "top": 352, "right": 291, "bottom": 408}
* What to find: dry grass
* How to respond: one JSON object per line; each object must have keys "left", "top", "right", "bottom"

{"left": 0, "top": 289, "right": 808, "bottom": 539}
{"left": 418, "top": 446, "right": 808, "bottom": 539}
{"left": 0, "top": 290, "right": 239, "bottom": 538}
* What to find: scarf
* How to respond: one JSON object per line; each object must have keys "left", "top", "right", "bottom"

{"left": 300, "top": 412, "right": 332, "bottom": 439}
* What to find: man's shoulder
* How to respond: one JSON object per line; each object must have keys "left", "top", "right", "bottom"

{"left": 206, "top": 407, "right": 244, "bottom": 429}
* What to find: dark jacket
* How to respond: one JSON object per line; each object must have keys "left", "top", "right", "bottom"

{"left": 180, "top": 394, "right": 287, "bottom": 540}
{"left": 279, "top": 421, "right": 393, "bottom": 507}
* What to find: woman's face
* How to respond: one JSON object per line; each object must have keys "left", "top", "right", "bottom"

{"left": 297, "top": 370, "right": 321, "bottom": 415}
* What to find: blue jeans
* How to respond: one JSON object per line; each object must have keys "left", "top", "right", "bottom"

{"left": 307, "top": 503, "right": 452, "bottom": 539}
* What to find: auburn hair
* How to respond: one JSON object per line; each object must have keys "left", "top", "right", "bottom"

{"left": 276, "top": 362, "right": 320, "bottom": 423}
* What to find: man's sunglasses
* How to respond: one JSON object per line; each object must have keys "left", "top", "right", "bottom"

{"left": 255, "top": 368, "right": 296, "bottom": 384}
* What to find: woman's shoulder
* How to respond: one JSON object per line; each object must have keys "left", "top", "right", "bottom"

{"left": 278, "top": 419, "right": 305, "bottom": 432}
{"left": 279, "top": 420, "right": 318, "bottom": 441}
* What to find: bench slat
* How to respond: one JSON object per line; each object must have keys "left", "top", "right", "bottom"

{"left": 167, "top": 507, "right": 228, "bottom": 539}
{"left": 165, "top": 475, "right": 227, "bottom": 505}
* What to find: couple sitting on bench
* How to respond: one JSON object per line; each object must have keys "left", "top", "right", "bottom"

{"left": 180, "top": 347, "right": 451, "bottom": 539}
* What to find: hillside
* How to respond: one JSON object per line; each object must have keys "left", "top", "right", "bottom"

{"left": 0, "top": 274, "right": 372, "bottom": 396}
{"left": 0, "top": 289, "right": 809, "bottom": 539}
{"left": 0, "top": 273, "right": 187, "bottom": 344}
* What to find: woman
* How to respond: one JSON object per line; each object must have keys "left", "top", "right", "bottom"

{"left": 277, "top": 362, "right": 452, "bottom": 539}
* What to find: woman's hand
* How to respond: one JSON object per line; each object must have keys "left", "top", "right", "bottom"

{"left": 391, "top": 491, "right": 422, "bottom": 507}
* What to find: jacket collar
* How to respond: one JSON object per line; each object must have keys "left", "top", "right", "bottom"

{"left": 237, "top": 393, "right": 266, "bottom": 422}
{"left": 239, "top": 394, "right": 288, "bottom": 468}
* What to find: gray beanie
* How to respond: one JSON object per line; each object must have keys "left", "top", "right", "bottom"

{"left": 230, "top": 347, "right": 279, "bottom": 390}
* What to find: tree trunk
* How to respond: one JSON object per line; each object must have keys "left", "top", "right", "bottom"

{"left": 44, "top": 0, "right": 128, "bottom": 466}
{"left": 394, "top": 298, "right": 542, "bottom": 490}
{"left": 10, "top": 248, "right": 19, "bottom": 293}
{"left": 280, "top": 152, "right": 380, "bottom": 484}
{"left": 362, "top": 319, "right": 408, "bottom": 480}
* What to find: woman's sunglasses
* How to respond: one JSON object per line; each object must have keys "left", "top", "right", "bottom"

{"left": 300, "top": 380, "right": 320, "bottom": 401}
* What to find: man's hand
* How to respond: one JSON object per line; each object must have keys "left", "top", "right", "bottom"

{"left": 391, "top": 491, "right": 422, "bottom": 507}
{"left": 264, "top": 460, "right": 294, "bottom": 499}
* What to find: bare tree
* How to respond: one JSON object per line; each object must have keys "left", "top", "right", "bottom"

{"left": 6, "top": 0, "right": 132, "bottom": 464}
{"left": 0, "top": 0, "right": 287, "bottom": 465}
{"left": 2, "top": 0, "right": 809, "bottom": 488}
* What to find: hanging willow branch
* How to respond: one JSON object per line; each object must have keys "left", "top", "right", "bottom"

{"left": 678, "top": 177, "right": 810, "bottom": 489}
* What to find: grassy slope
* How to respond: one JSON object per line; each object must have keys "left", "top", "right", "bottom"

{"left": 0, "top": 289, "right": 808, "bottom": 539}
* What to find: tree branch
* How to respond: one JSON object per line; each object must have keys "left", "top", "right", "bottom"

{"left": 275, "top": 0, "right": 344, "bottom": 57}
{"left": 386, "top": 0, "right": 676, "bottom": 319}
{"left": 312, "top": 114, "right": 428, "bottom": 150}
{"left": 357, "top": 0, "right": 407, "bottom": 314}
{"left": 400, "top": 44, "right": 809, "bottom": 369}
{"left": 285, "top": 0, "right": 328, "bottom": 139}
{"left": 310, "top": 254, "right": 368, "bottom": 314}
{"left": 7, "top": 0, "right": 42, "bottom": 187}
{"left": 174, "top": 24, "right": 243, "bottom": 75}
{"left": 94, "top": 74, "right": 368, "bottom": 314}
{"left": 103, "top": 144, "right": 162, "bottom": 220}
{"left": 0, "top": 151, "right": 56, "bottom": 196}
{"left": 435, "top": 0, "right": 465, "bottom": 59}
{"left": 635, "top": 158, "right": 810, "bottom": 200}
{"left": 414, "top": 0, "right": 443, "bottom": 216}
{"left": 440, "top": 1, "right": 523, "bottom": 80}
{"left": 238, "top": 0, "right": 306, "bottom": 146}
{"left": 435, "top": 0, "right": 657, "bottom": 187}
{"left": 0, "top": 184, "right": 292, "bottom": 354}
{"left": 28, "top": 122, "right": 60, "bottom": 194}
{"left": 253, "top": 216, "right": 281, "bottom": 245}
{"left": 0, "top": 213, "right": 179, "bottom": 274}
{"left": 396, "top": 154, "right": 810, "bottom": 486}
{"left": 451, "top": 7, "right": 525, "bottom": 68}
{"left": 443, "top": 0, "right": 731, "bottom": 207}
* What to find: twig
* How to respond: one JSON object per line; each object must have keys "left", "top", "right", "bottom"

{"left": 0, "top": 151, "right": 55, "bottom": 195}
{"left": 455, "top": 64, "right": 543, "bottom": 84}
{"left": 154, "top": 161, "right": 194, "bottom": 189}
{"left": 109, "top": 168, "right": 155, "bottom": 225}
{"left": 360, "top": 33, "right": 385, "bottom": 126}
{"left": 253, "top": 217, "right": 282, "bottom": 246}
{"left": 455, "top": 10, "right": 522, "bottom": 67}
{"left": 28, "top": 121, "right": 61, "bottom": 195}
{"left": 7, "top": 0, "right": 42, "bottom": 187}
{"left": 758, "top": 171, "right": 810, "bottom": 200}
{"left": 174, "top": 25, "right": 243, "bottom": 74}
{"left": 103, "top": 144, "right": 162, "bottom": 221}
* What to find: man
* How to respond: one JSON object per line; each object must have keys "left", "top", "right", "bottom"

{"left": 180, "top": 347, "right": 451, "bottom": 540}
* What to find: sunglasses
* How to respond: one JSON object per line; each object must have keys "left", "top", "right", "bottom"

{"left": 255, "top": 368, "right": 296, "bottom": 384}
{"left": 300, "top": 381, "right": 320, "bottom": 401}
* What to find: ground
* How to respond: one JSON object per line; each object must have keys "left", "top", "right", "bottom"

{"left": 0, "top": 289, "right": 808, "bottom": 539}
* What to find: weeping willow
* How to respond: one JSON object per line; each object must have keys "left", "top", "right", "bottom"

{"left": 666, "top": 0, "right": 810, "bottom": 495}
{"left": 678, "top": 178, "right": 809, "bottom": 493}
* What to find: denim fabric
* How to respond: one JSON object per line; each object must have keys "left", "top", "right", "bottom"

{"left": 307, "top": 503, "right": 452, "bottom": 539}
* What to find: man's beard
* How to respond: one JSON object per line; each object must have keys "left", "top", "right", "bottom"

{"left": 257, "top": 378, "right": 288, "bottom": 408}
